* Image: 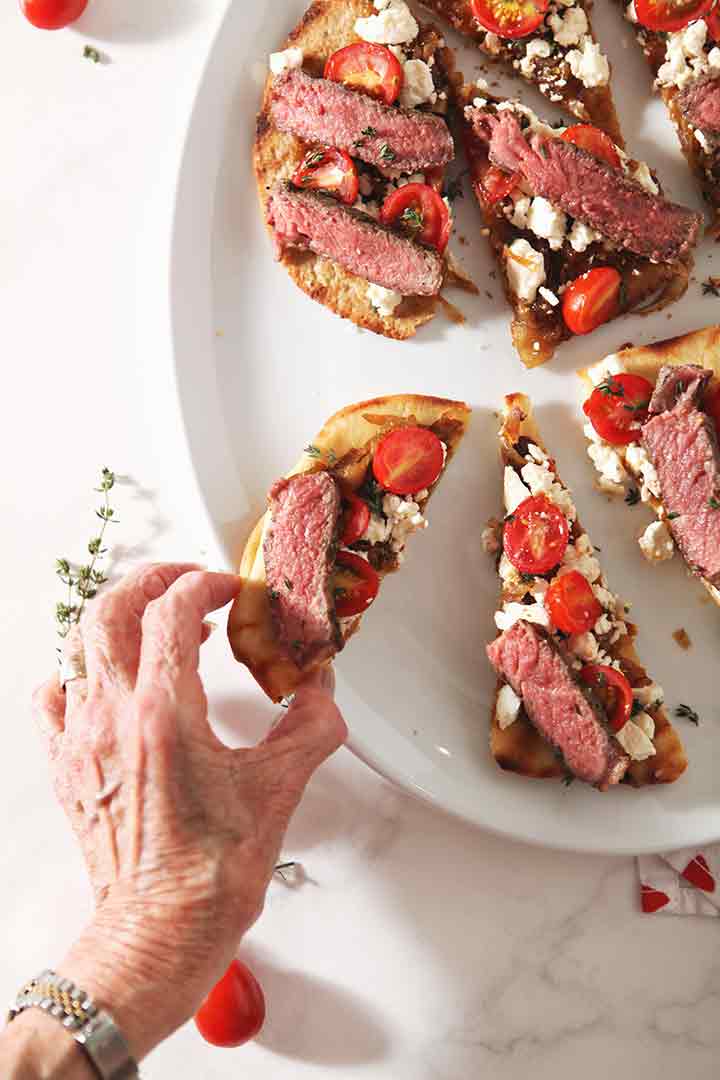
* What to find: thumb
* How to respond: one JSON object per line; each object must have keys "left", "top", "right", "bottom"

{"left": 263, "top": 667, "right": 347, "bottom": 770}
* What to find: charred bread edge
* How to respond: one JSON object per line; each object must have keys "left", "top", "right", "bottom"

{"left": 228, "top": 393, "right": 471, "bottom": 702}
{"left": 254, "top": 0, "right": 452, "bottom": 341}
{"left": 579, "top": 324, "right": 720, "bottom": 611}
{"left": 490, "top": 392, "right": 687, "bottom": 787}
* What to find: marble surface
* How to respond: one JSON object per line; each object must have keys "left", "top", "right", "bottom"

{"left": 1, "top": 2, "right": 718, "bottom": 1077}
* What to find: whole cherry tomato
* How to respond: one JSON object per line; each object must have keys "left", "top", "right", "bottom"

{"left": 195, "top": 960, "right": 266, "bottom": 1049}
{"left": 20, "top": 0, "right": 88, "bottom": 29}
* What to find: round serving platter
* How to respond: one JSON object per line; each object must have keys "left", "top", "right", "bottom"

{"left": 170, "top": 0, "right": 720, "bottom": 854}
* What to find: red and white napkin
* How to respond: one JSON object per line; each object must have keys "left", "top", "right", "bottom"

{"left": 638, "top": 847, "right": 720, "bottom": 916}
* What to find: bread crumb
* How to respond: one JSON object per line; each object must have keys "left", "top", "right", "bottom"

{"left": 672, "top": 628, "right": 692, "bottom": 650}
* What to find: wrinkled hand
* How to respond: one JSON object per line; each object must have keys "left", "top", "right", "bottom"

{"left": 33, "top": 564, "right": 346, "bottom": 1059}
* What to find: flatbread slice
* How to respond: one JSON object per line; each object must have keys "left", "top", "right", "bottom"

{"left": 228, "top": 393, "right": 471, "bottom": 702}
{"left": 487, "top": 393, "right": 687, "bottom": 787}
{"left": 422, "top": 0, "right": 624, "bottom": 144}
{"left": 579, "top": 325, "right": 720, "bottom": 609}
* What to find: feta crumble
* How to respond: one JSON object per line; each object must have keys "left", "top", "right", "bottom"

{"left": 367, "top": 283, "right": 403, "bottom": 318}
{"left": 504, "top": 466, "right": 531, "bottom": 513}
{"left": 615, "top": 719, "right": 657, "bottom": 761}
{"left": 588, "top": 353, "right": 624, "bottom": 386}
{"left": 520, "top": 38, "right": 552, "bottom": 77}
{"left": 505, "top": 238, "right": 546, "bottom": 302}
{"left": 520, "top": 459, "right": 577, "bottom": 520}
{"left": 548, "top": 6, "right": 588, "bottom": 46}
{"left": 633, "top": 683, "right": 664, "bottom": 707}
{"left": 539, "top": 286, "right": 560, "bottom": 307}
{"left": 638, "top": 520, "right": 675, "bottom": 563}
{"left": 566, "top": 38, "right": 610, "bottom": 88}
{"left": 625, "top": 443, "right": 661, "bottom": 502}
{"left": 495, "top": 600, "right": 550, "bottom": 632}
{"left": 269, "top": 47, "right": 304, "bottom": 76}
{"left": 567, "top": 631, "right": 599, "bottom": 661}
{"left": 587, "top": 440, "right": 627, "bottom": 492}
{"left": 355, "top": 0, "right": 419, "bottom": 44}
{"left": 568, "top": 220, "right": 601, "bottom": 253}
{"left": 632, "top": 161, "right": 659, "bottom": 195}
{"left": 400, "top": 59, "right": 437, "bottom": 108}
{"left": 526, "top": 197, "right": 567, "bottom": 251}
{"left": 559, "top": 535, "right": 601, "bottom": 584}
{"left": 655, "top": 19, "right": 720, "bottom": 90}
{"left": 497, "top": 684, "right": 522, "bottom": 730}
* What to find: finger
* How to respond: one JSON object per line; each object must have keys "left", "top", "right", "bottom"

{"left": 33, "top": 673, "right": 67, "bottom": 739}
{"left": 259, "top": 667, "right": 347, "bottom": 774}
{"left": 62, "top": 626, "right": 89, "bottom": 714}
{"left": 81, "top": 563, "right": 203, "bottom": 692}
{"left": 137, "top": 572, "right": 240, "bottom": 691}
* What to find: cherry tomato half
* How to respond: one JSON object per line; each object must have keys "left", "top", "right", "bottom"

{"left": 471, "top": 0, "right": 549, "bottom": 38}
{"left": 380, "top": 183, "right": 452, "bottom": 252}
{"left": 561, "top": 125, "right": 621, "bottom": 170}
{"left": 195, "top": 960, "right": 266, "bottom": 1049}
{"left": 340, "top": 492, "right": 371, "bottom": 546}
{"left": 325, "top": 42, "right": 404, "bottom": 106}
{"left": 579, "top": 663, "right": 634, "bottom": 733}
{"left": 583, "top": 372, "right": 655, "bottom": 445}
{"left": 503, "top": 495, "right": 570, "bottom": 575}
{"left": 291, "top": 147, "right": 359, "bottom": 206}
{"left": 546, "top": 570, "right": 602, "bottom": 635}
{"left": 481, "top": 164, "right": 521, "bottom": 205}
{"left": 20, "top": 0, "right": 88, "bottom": 29}
{"left": 562, "top": 267, "right": 622, "bottom": 336}
{"left": 334, "top": 551, "right": 380, "bottom": 617}
{"left": 634, "top": 0, "right": 714, "bottom": 32}
{"left": 703, "top": 381, "right": 720, "bottom": 437}
{"left": 372, "top": 426, "right": 445, "bottom": 495}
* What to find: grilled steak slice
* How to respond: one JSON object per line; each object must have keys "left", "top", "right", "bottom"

{"left": 677, "top": 75, "right": 720, "bottom": 135}
{"left": 267, "top": 182, "right": 444, "bottom": 296}
{"left": 264, "top": 471, "right": 342, "bottom": 668}
{"left": 468, "top": 107, "right": 701, "bottom": 263}
{"left": 486, "top": 620, "right": 630, "bottom": 789}
{"left": 270, "top": 68, "right": 454, "bottom": 176}
{"left": 642, "top": 364, "right": 720, "bottom": 584}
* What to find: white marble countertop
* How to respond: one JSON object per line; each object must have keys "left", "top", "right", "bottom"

{"left": 1, "top": 2, "right": 718, "bottom": 1077}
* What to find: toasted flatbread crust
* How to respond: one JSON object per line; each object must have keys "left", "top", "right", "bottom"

{"left": 255, "top": 0, "right": 450, "bottom": 340}
{"left": 490, "top": 392, "right": 687, "bottom": 787}
{"left": 228, "top": 393, "right": 471, "bottom": 701}
{"left": 580, "top": 325, "right": 720, "bottom": 610}
{"left": 422, "top": 0, "right": 624, "bottom": 145}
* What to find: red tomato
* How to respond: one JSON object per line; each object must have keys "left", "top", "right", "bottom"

{"left": 635, "top": 0, "right": 714, "bottom": 31}
{"left": 291, "top": 147, "right": 359, "bottom": 206}
{"left": 470, "top": 0, "right": 549, "bottom": 37}
{"left": 545, "top": 570, "right": 602, "bottom": 635}
{"left": 372, "top": 426, "right": 445, "bottom": 495}
{"left": 195, "top": 961, "right": 266, "bottom": 1049}
{"left": 706, "top": 5, "right": 720, "bottom": 38}
{"left": 380, "top": 183, "right": 452, "bottom": 252}
{"left": 20, "top": 0, "right": 87, "bottom": 28}
{"left": 703, "top": 381, "right": 720, "bottom": 437}
{"left": 324, "top": 42, "right": 404, "bottom": 105}
{"left": 579, "top": 664, "right": 634, "bottom": 733}
{"left": 334, "top": 551, "right": 380, "bottom": 617}
{"left": 583, "top": 372, "right": 654, "bottom": 445}
{"left": 561, "top": 125, "right": 621, "bottom": 169}
{"left": 340, "top": 493, "right": 371, "bottom": 546}
{"left": 562, "top": 267, "right": 622, "bottom": 336}
{"left": 481, "top": 165, "right": 521, "bottom": 204}
{"left": 503, "top": 495, "right": 570, "bottom": 575}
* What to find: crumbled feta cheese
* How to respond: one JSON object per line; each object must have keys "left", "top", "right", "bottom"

{"left": 539, "top": 286, "right": 560, "bottom": 307}
{"left": 476, "top": 76, "right": 490, "bottom": 91}
{"left": 594, "top": 613, "right": 614, "bottom": 637}
{"left": 367, "top": 283, "right": 403, "bottom": 317}
{"left": 568, "top": 631, "right": 599, "bottom": 661}
{"left": 638, "top": 520, "right": 675, "bottom": 563}
{"left": 495, "top": 600, "right": 550, "bottom": 632}
{"left": 269, "top": 47, "right": 304, "bottom": 76}
{"left": 626, "top": 1, "right": 637, "bottom": 22}
{"left": 355, "top": 0, "right": 418, "bottom": 44}
{"left": 568, "top": 220, "right": 601, "bottom": 253}
{"left": 504, "top": 466, "right": 531, "bottom": 513}
{"left": 505, "top": 238, "right": 546, "bottom": 302}
{"left": 587, "top": 440, "right": 628, "bottom": 491}
{"left": 499, "top": 553, "right": 519, "bottom": 582}
{"left": 520, "top": 38, "right": 552, "bottom": 77}
{"left": 615, "top": 719, "right": 657, "bottom": 761}
{"left": 527, "top": 443, "right": 548, "bottom": 463}
{"left": 635, "top": 710, "right": 656, "bottom": 741}
{"left": 593, "top": 583, "right": 617, "bottom": 611}
{"left": 529, "top": 577, "right": 549, "bottom": 601}
{"left": 625, "top": 442, "right": 662, "bottom": 501}
{"left": 656, "top": 18, "right": 710, "bottom": 89}
{"left": 520, "top": 460, "right": 577, "bottom": 520}
{"left": 473, "top": 96, "right": 488, "bottom": 108}
{"left": 633, "top": 683, "right": 664, "bottom": 707}
{"left": 588, "top": 353, "right": 624, "bottom": 386}
{"left": 526, "top": 197, "right": 567, "bottom": 251}
{"left": 364, "top": 513, "right": 391, "bottom": 544}
{"left": 632, "top": 161, "right": 659, "bottom": 195}
{"left": 483, "top": 31, "right": 502, "bottom": 54}
{"left": 371, "top": 493, "right": 428, "bottom": 552}
{"left": 549, "top": 6, "right": 588, "bottom": 46}
{"left": 510, "top": 195, "right": 531, "bottom": 229}
{"left": 709, "top": 46, "right": 720, "bottom": 69}
{"left": 482, "top": 524, "right": 501, "bottom": 555}
{"left": 559, "top": 538, "right": 601, "bottom": 584}
{"left": 400, "top": 59, "right": 437, "bottom": 107}
{"left": 497, "top": 684, "right": 522, "bottom": 730}
{"left": 566, "top": 38, "right": 610, "bottom": 88}
{"left": 696, "top": 128, "right": 711, "bottom": 152}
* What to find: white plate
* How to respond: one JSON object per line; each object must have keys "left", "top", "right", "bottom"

{"left": 171, "top": 0, "right": 720, "bottom": 854}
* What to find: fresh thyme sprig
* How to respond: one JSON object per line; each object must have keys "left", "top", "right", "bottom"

{"left": 55, "top": 467, "right": 118, "bottom": 638}
{"left": 675, "top": 703, "right": 699, "bottom": 725}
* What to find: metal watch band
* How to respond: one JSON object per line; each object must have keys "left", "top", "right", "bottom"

{"left": 7, "top": 970, "right": 140, "bottom": 1079}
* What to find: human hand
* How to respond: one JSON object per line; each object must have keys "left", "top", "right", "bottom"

{"left": 32, "top": 564, "right": 346, "bottom": 1059}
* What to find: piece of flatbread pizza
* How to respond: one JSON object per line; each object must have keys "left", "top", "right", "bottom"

{"left": 485, "top": 393, "right": 687, "bottom": 789}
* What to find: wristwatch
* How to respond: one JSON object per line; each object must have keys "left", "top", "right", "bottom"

{"left": 7, "top": 970, "right": 140, "bottom": 1079}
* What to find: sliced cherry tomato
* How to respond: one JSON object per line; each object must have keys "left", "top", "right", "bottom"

{"left": 340, "top": 492, "right": 371, "bottom": 546}
{"left": 583, "top": 372, "right": 655, "bottom": 445}
{"left": 195, "top": 960, "right": 266, "bottom": 1048}
{"left": 503, "top": 495, "right": 570, "bottom": 575}
{"left": 334, "top": 551, "right": 380, "bottom": 617}
{"left": 471, "top": 0, "right": 549, "bottom": 38}
{"left": 579, "top": 664, "right": 634, "bottom": 733}
{"left": 545, "top": 570, "right": 603, "bottom": 635}
{"left": 481, "top": 164, "right": 521, "bottom": 205}
{"left": 291, "top": 147, "right": 359, "bottom": 206}
{"left": 20, "top": 0, "right": 87, "bottom": 28}
{"left": 372, "top": 426, "right": 445, "bottom": 495}
{"left": 380, "top": 183, "right": 452, "bottom": 252}
{"left": 706, "top": 5, "right": 720, "bottom": 39}
{"left": 324, "top": 42, "right": 404, "bottom": 105}
{"left": 703, "top": 381, "right": 720, "bottom": 437}
{"left": 635, "top": 0, "right": 714, "bottom": 32}
{"left": 562, "top": 267, "right": 622, "bottom": 336}
{"left": 561, "top": 125, "right": 621, "bottom": 170}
